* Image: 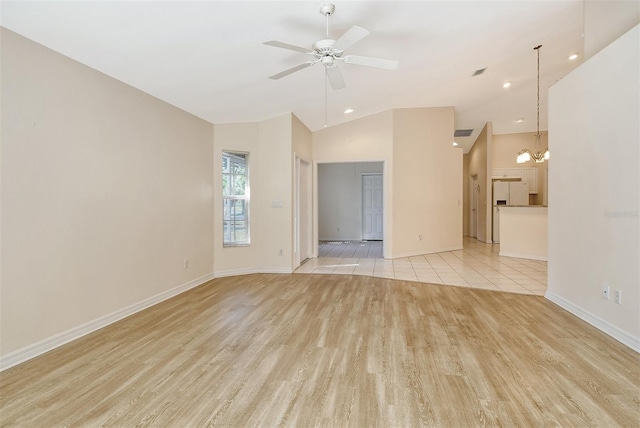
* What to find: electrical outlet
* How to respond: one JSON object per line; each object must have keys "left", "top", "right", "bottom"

{"left": 418, "top": 234, "right": 423, "bottom": 241}
{"left": 602, "top": 285, "right": 610, "bottom": 299}
{"left": 278, "top": 249, "right": 283, "bottom": 256}
{"left": 184, "top": 258, "right": 189, "bottom": 269}
{"left": 614, "top": 290, "right": 622, "bottom": 305}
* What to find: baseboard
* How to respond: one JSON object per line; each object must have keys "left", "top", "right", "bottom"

{"left": 545, "top": 291, "right": 640, "bottom": 353}
{"left": 499, "top": 251, "right": 548, "bottom": 261}
{"left": 0, "top": 273, "right": 216, "bottom": 372}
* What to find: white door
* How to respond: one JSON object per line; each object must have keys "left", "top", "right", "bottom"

{"left": 362, "top": 174, "right": 383, "bottom": 240}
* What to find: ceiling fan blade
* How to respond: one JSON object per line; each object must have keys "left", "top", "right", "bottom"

{"left": 333, "top": 26, "right": 370, "bottom": 52}
{"left": 343, "top": 55, "right": 398, "bottom": 70}
{"left": 325, "top": 65, "right": 346, "bottom": 90}
{"left": 263, "top": 40, "right": 310, "bottom": 54}
{"left": 269, "top": 62, "right": 313, "bottom": 80}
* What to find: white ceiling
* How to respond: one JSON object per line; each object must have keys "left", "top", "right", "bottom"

{"left": 1, "top": 0, "right": 585, "bottom": 152}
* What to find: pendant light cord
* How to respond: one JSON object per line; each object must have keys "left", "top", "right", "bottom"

{"left": 534, "top": 44, "right": 542, "bottom": 144}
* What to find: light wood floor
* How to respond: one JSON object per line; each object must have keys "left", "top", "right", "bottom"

{"left": 1, "top": 274, "right": 638, "bottom": 427}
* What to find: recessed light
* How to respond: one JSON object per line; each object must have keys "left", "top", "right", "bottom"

{"left": 503, "top": 82, "right": 511, "bottom": 88}
{"left": 568, "top": 53, "right": 579, "bottom": 60}
{"left": 515, "top": 118, "right": 524, "bottom": 123}
{"left": 344, "top": 108, "right": 354, "bottom": 114}
{"left": 452, "top": 142, "right": 459, "bottom": 147}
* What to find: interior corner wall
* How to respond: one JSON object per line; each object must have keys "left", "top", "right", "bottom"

{"left": 467, "top": 123, "right": 492, "bottom": 243}
{"left": 1, "top": 28, "right": 215, "bottom": 363}
{"left": 547, "top": 25, "right": 639, "bottom": 351}
{"left": 391, "top": 107, "right": 462, "bottom": 257}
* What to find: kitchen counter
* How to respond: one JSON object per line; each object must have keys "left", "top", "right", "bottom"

{"left": 499, "top": 206, "right": 548, "bottom": 261}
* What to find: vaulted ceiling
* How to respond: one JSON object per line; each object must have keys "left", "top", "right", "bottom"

{"left": 1, "top": 1, "right": 585, "bottom": 152}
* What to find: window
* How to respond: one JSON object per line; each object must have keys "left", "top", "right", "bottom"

{"left": 222, "top": 151, "right": 249, "bottom": 246}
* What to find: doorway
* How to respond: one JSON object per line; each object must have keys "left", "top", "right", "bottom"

{"left": 317, "top": 162, "right": 384, "bottom": 258}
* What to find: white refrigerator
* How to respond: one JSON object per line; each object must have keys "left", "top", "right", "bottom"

{"left": 492, "top": 181, "right": 529, "bottom": 243}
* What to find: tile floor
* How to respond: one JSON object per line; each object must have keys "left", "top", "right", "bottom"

{"left": 295, "top": 237, "right": 547, "bottom": 295}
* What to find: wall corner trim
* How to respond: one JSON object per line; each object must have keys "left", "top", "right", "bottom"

{"left": 545, "top": 291, "right": 640, "bottom": 353}
{"left": 0, "top": 273, "right": 216, "bottom": 372}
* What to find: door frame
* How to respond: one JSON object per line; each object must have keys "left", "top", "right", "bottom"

{"left": 313, "top": 160, "right": 390, "bottom": 259}
{"left": 470, "top": 175, "right": 478, "bottom": 238}
{"left": 294, "top": 155, "right": 312, "bottom": 269}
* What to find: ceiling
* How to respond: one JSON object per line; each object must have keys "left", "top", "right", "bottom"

{"left": 1, "top": 0, "right": 585, "bottom": 152}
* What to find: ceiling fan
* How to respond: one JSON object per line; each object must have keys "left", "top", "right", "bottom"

{"left": 264, "top": 3, "right": 398, "bottom": 90}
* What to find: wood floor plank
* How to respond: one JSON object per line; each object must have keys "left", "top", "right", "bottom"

{"left": 1, "top": 273, "right": 638, "bottom": 427}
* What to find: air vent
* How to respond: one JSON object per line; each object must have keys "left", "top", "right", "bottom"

{"left": 472, "top": 68, "right": 487, "bottom": 76}
{"left": 454, "top": 129, "right": 473, "bottom": 137}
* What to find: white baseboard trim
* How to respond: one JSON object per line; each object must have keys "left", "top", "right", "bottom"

{"left": 0, "top": 273, "right": 216, "bottom": 372}
{"left": 499, "top": 251, "right": 548, "bottom": 261}
{"left": 545, "top": 291, "right": 640, "bottom": 353}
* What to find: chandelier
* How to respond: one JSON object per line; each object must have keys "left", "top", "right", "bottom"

{"left": 517, "top": 44, "right": 550, "bottom": 163}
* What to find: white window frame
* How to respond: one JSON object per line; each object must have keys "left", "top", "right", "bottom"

{"left": 222, "top": 151, "right": 250, "bottom": 246}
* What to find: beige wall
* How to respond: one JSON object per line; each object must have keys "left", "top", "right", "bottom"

{"left": 1, "top": 29, "right": 215, "bottom": 359}
{"left": 257, "top": 114, "right": 294, "bottom": 271}
{"left": 492, "top": 132, "right": 548, "bottom": 205}
{"left": 465, "top": 123, "right": 492, "bottom": 243}
{"left": 392, "top": 107, "right": 462, "bottom": 256}
{"left": 548, "top": 25, "right": 639, "bottom": 350}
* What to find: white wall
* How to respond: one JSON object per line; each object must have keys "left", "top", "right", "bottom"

{"left": 547, "top": 25, "right": 639, "bottom": 351}
{"left": 1, "top": 29, "right": 215, "bottom": 365}
{"left": 318, "top": 162, "right": 383, "bottom": 241}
